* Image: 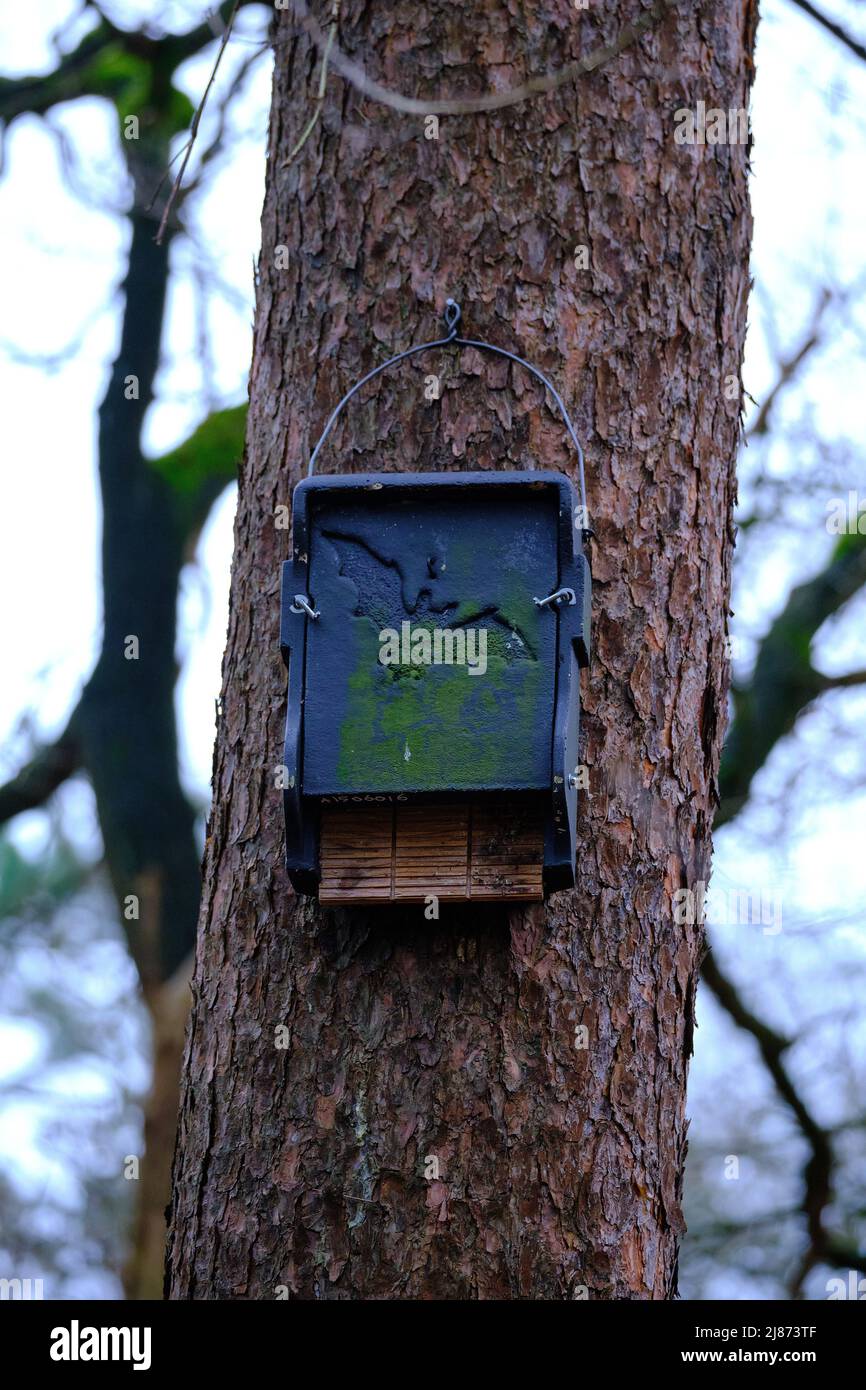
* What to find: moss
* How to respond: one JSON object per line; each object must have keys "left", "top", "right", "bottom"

{"left": 329, "top": 517, "right": 555, "bottom": 792}
{"left": 336, "top": 621, "right": 545, "bottom": 791}
{"left": 83, "top": 43, "right": 195, "bottom": 137}
{"left": 149, "top": 404, "right": 246, "bottom": 495}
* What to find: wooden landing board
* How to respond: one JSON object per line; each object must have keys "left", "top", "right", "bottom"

{"left": 319, "top": 801, "right": 544, "bottom": 905}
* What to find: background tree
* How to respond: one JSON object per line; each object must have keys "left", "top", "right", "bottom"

{"left": 166, "top": 0, "right": 756, "bottom": 1299}
{"left": 0, "top": 0, "right": 266, "bottom": 1297}
{"left": 676, "top": 7, "right": 866, "bottom": 1290}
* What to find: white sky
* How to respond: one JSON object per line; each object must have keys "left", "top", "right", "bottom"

{"left": 0, "top": 1, "right": 271, "bottom": 805}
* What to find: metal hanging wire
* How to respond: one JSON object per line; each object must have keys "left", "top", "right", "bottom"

{"left": 305, "top": 299, "right": 590, "bottom": 533}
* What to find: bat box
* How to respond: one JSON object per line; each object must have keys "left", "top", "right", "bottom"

{"left": 280, "top": 469, "right": 590, "bottom": 905}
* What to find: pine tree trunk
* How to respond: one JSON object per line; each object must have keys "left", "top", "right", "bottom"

{"left": 167, "top": 0, "right": 755, "bottom": 1299}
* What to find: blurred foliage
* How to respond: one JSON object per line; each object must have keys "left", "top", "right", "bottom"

{"left": 150, "top": 402, "right": 246, "bottom": 536}
{"left": 151, "top": 404, "right": 246, "bottom": 496}
{"left": 81, "top": 43, "right": 194, "bottom": 135}
{"left": 0, "top": 834, "right": 89, "bottom": 923}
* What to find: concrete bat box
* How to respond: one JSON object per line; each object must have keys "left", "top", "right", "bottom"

{"left": 280, "top": 470, "right": 590, "bottom": 905}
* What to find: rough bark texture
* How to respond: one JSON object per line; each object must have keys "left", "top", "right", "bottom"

{"left": 167, "top": 0, "right": 755, "bottom": 1299}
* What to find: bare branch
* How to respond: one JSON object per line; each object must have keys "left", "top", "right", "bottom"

{"left": 816, "top": 667, "right": 866, "bottom": 691}
{"left": 0, "top": 723, "right": 80, "bottom": 826}
{"left": 289, "top": 0, "right": 677, "bottom": 119}
{"left": 160, "top": 0, "right": 264, "bottom": 66}
{"left": 702, "top": 951, "right": 865, "bottom": 1293}
{"left": 747, "top": 289, "right": 831, "bottom": 440}
{"left": 787, "top": 0, "right": 866, "bottom": 65}
{"left": 181, "top": 40, "right": 270, "bottom": 194}
{"left": 155, "top": 1, "right": 242, "bottom": 245}
{"left": 0, "top": 289, "right": 114, "bottom": 370}
{"left": 701, "top": 952, "right": 792, "bottom": 1060}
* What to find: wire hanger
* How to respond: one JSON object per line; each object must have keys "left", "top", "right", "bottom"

{"left": 306, "top": 298, "right": 590, "bottom": 537}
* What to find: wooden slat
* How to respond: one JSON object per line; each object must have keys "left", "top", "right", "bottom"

{"left": 318, "top": 805, "right": 393, "bottom": 900}
{"left": 318, "top": 800, "right": 543, "bottom": 904}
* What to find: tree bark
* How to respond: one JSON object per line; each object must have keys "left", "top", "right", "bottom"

{"left": 167, "top": 0, "right": 756, "bottom": 1299}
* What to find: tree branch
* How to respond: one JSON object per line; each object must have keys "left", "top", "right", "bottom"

{"left": 816, "top": 667, "right": 866, "bottom": 691}
{"left": 0, "top": 723, "right": 80, "bottom": 826}
{"left": 787, "top": 0, "right": 866, "bottom": 65}
{"left": 0, "top": 24, "right": 113, "bottom": 123}
{"left": 701, "top": 951, "right": 792, "bottom": 1061}
{"left": 702, "top": 951, "right": 865, "bottom": 1291}
{"left": 0, "top": 1, "right": 263, "bottom": 128}
{"left": 289, "top": 0, "right": 678, "bottom": 118}
{"left": 747, "top": 290, "right": 830, "bottom": 440}
{"left": 159, "top": 0, "right": 264, "bottom": 68}
{"left": 281, "top": 3, "right": 339, "bottom": 168}
{"left": 154, "top": 0, "right": 242, "bottom": 244}
{"left": 148, "top": 402, "right": 247, "bottom": 541}
{"left": 178, "top": 40, "right": 269, "bottom": 196}
{"left": 718, "top": 533, "right": 866, "bottom": 826}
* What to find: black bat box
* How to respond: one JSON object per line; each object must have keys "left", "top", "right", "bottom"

{"left": 280, "top": 470, "right": 590, "bottom": 904}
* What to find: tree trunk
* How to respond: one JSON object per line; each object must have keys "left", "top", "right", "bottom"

{"left": 124, "top": 965, "right": 191, "bottom": 1300}
{"left": 167, "top": 0, "right": 755, "bottom": 1299}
